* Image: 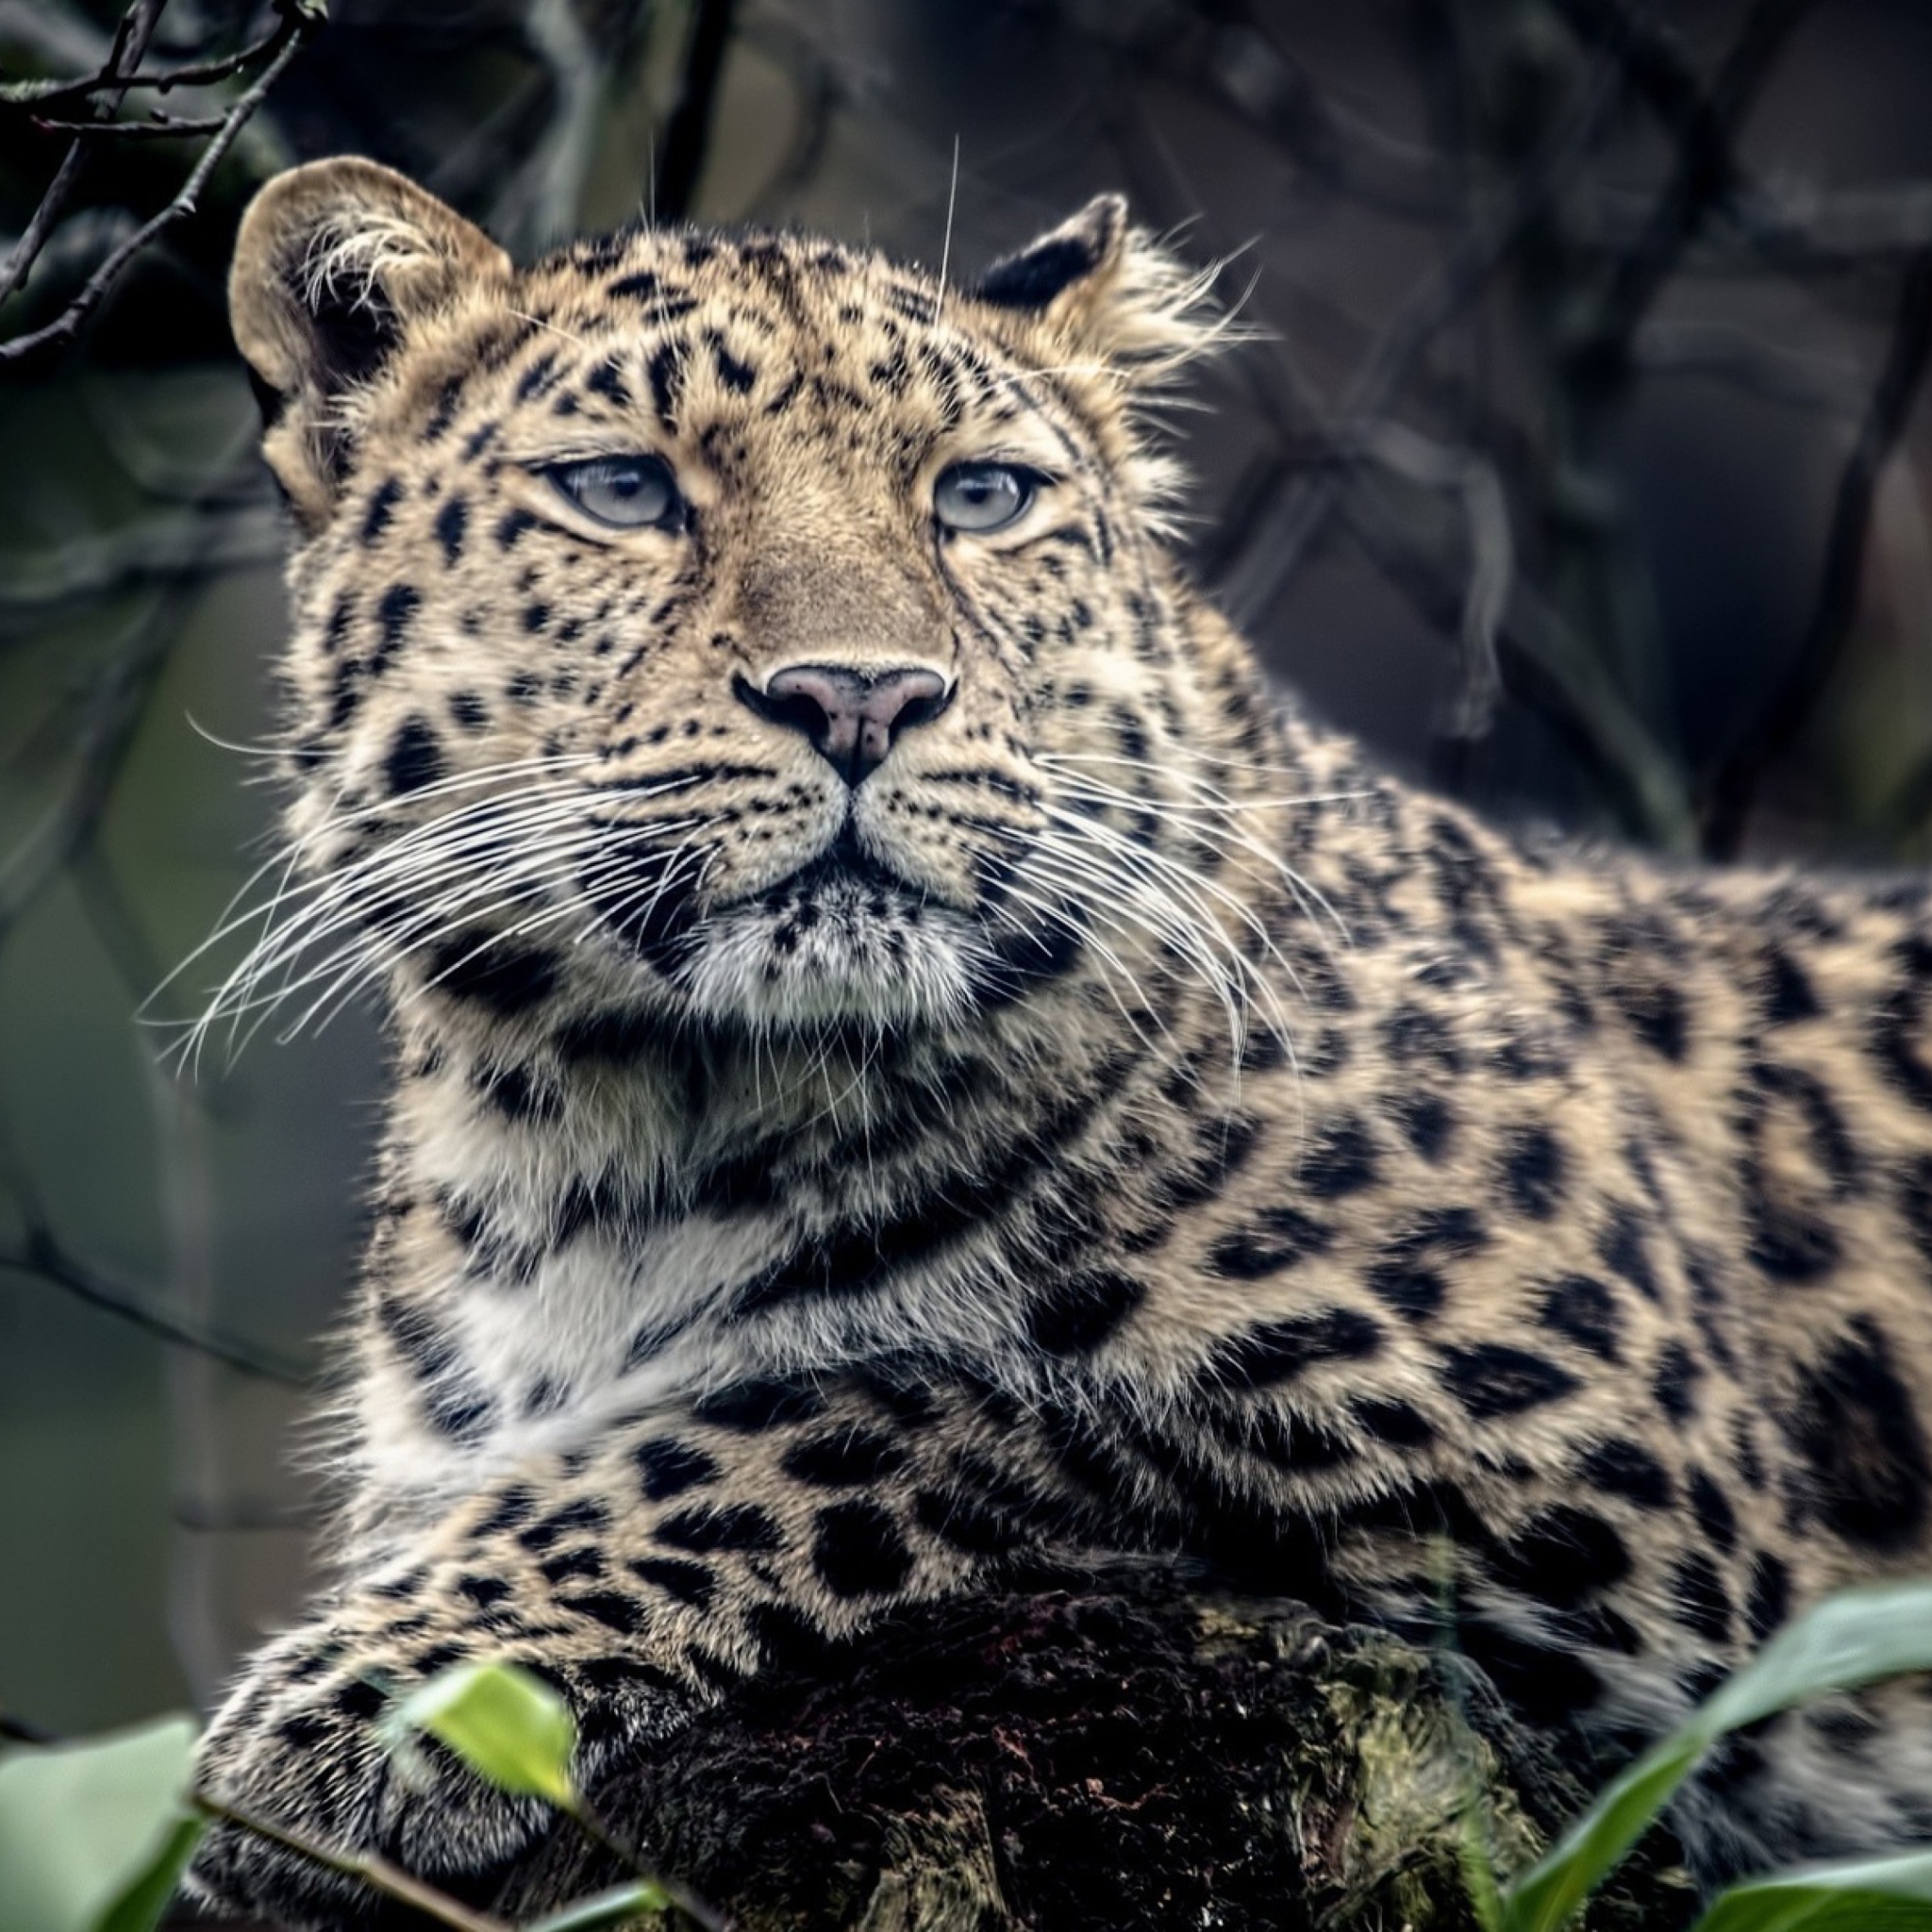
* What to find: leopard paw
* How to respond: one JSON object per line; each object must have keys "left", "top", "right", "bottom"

{"left": 184, "top": 1624, "right": 549, "bottom": 1927}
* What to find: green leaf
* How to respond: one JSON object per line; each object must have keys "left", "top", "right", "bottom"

{"left": 1503, "top": 1582, "right": 1932, "bottom": 1932}
{"left": 93, "top": 1814, "right": 208, "bottom": 1932}
{"left": 0, "top": 1715, "right": 200, "bottom": 1932}
{"left": 1690, "top": 1849, "right": 1932, "bottom": 1932}
{"left": 1499, "top": 1738, "right": 1699, "bottom": 1932}
{"left": 390, "top": 1661, "right": 577, "bottom": 1807}
{"left": 523, "top": 1880, "right": 674, "bottom": 1930}
{"left": 1701, "top": 1585, "right": 1932, "bottom": 1736}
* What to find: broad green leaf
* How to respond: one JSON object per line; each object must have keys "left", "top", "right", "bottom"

{"left": 1702, "top": 1585, "right": 1932, "bottom": 1735}
{"left": 1690, "top": 1849, "right": 1932, "bottom": 1932}
{"left": 0, "top": 1715, "right": 199, "bottom": 1932}
{"left": 1499, "top": 1739, "right": 1698, "bottom": 1932}
{"left": 93, "top": 1814, "right": 208, "bottom": 1932}
{"left": 1503, "top": 1583, "right": 1932, "bottom": 1932}
{"left": 524, "top": 1880, "right": 674, "bottom": 1930}
{"left": 391, "top": 1662, "right": 577, "bottom": 1807}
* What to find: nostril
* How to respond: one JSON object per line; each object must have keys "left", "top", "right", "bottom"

{"left": 746, "top": 678, "right": 831, "bottom": 745}
{"left": 877, "top": 670, "right": 949, "bottom": 741}
{"left": 737, "top": 663, "right": 952, "bottom": 785}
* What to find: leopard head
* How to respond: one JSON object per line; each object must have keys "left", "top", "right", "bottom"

{"left": 216, "top": 158, "right": 1276, "bottom": 1051}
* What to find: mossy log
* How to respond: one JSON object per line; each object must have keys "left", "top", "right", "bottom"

{"left": 497, "top": 1574, "right": 1700, "bottom": 1932}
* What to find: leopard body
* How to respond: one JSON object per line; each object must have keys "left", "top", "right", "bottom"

{"left": 190, "top": 158, "right": 1932, "bottom": 1923}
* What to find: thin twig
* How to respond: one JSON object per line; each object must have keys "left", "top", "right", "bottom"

{"left": 1187, "top": 12, "right": 1457, "bottom": 224}
{"left": 1216, "top": 57, "right": 1623, "bottom": 628}
{"left": 1337, "top": 476, "right": 1695, "bottom": 847}
{"left": 1548, "top": 0, "right": 1861, "bottom": 282}
{"left": 572, "top": 1796, "right": 731, "bottom": 1932}
{"left": 0, "top": 1, "right": 321, "bottom": 365}
{"left": 1635, "top": 319, "right": 1864, "bottom": 413}
{"left": 0, "top": 591, "right": 184, "bottom": 944}
{"left": 0, "top": 6, "right": 302, "bottom": 108}
{"left": 28, "top": 108, "right": 231, "bottom": 137}
{"left": 1701, "top": 238, "right": 1932, "bottom": 858}
{"left": 1569, "top": 0, "right": 1817, "bottom": 386}
{"left": 192, "top": 1791, "right": 514, "bottom": 1932}
{"left": 0, "top": 1229, "right": 310, "bottom": 1382}
{"left": 0, "top": 0, "right": 166, "bottom": 309}
{"left": 490, "top": 0, "right": 603, "bottom": 254}
{"left": 0, "top": 499, "right": 283, "bottom": 624}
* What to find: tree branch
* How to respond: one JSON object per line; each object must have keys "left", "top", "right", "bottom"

{"left": 1701, "top": 237, "right": 1932, "bottom": 858}
{"left": 27, "top": 108, "right": 232, "bottom": 137}
{"left": 656, "top": 0, "right": 738, "bottom": 222}
{"left": 0, "top": 0, "right": 323, "bottom": 366}
{"left": 1567, "top": 0, "right": 1817, "bottom": 386}
{"left": 0, "top": 501, "right": 284, "bottom": 625}
{"left": 1215, "top": 57, "right": 1623, "bottom": 629}
{"left": 0, "top": 4, "right": 307, "bottom": 108}
{"left": 0, "top": 1228, "right": 310, "bottom": 1383}
{"left": 0, "top": 0, "right": 166, "bottom": 309}
{"left": 192, "top": 1792, "right": 515, "bottom": 1932}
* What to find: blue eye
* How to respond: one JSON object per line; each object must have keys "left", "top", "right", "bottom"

{"left": 934, "top": 461, "right": 1038, "bottom": 534}
{"left": 547, "top": 455, "right": 683, "bottom": 530}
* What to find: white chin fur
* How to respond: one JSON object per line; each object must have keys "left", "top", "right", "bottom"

{"left": 676, "top": 883, "right": 986, "bottom": 1028}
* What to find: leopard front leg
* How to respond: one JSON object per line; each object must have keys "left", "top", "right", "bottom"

{"left": 185, "top": 1371, "right": 1031, "bottom": 1927}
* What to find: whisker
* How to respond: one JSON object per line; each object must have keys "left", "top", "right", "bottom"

{"left": 170, "top": 780, "right": 723, "bottom": 1066}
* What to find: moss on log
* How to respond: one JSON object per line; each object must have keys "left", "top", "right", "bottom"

{"left": 497, "top": 1574, "right": 1700, "bottom": 1931}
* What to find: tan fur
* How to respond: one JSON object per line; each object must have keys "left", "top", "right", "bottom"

{"left": 187, "top": 160, "right": 1932, "bottom": 1925}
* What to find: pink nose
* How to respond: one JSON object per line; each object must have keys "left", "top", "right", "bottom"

{"left": 741, "top": 663, "right": 951, "bottom": 785}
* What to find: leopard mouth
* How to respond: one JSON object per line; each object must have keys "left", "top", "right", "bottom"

{"left": 584, "top": 819, "right": 1009, "bottom": 1026}
{"left": 658, "top": 825, "right": 983, "bottom": 1027}
{"left": 760, "top": 823, "right": 927, "bottom": 911}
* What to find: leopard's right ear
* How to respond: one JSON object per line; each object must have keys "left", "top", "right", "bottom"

{"left": 229, "top": 157, "right": 511, "bottom": 527}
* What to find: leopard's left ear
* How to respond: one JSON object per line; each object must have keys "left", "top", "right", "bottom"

{"left": 970, "top": 195, "right": 1226, "bottom": 382}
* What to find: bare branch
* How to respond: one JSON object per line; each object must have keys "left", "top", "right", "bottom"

{"left": 487, "top": 0, "right": 602, "bottom": 253}
{"left": 0, "top": 592, "right": 183, "bottom": 946}
{"left": 0, "top": 500, "right": 283, "bottom": 626}
{"left": 1356, "top": 421, "right": 1513, "bottom": 742}
{"left": 0, "top": 0, "right": 323, "bottom": 366}
{"left": 1569, "top": 0, "right": 1818, "bottom": 383}
{"left": 1702, "top": 239, "right": 1932, "bottom": 858}
{"left": 1215, "top": 58, "right": 1623, "bottom": 628}
{"left": 27, "top": 107, "right": 231, "bottom": 137}
{"left": 1635, "top": 319, "right": 1865, "bottom": 412}
{"left": 0, "top": 1230, "right": 309, "bottom": 1382}
{"left": 1184, "top": 16, "right": 1458, "bottom": 225}
{"left": 0, "top": 4, "right": 307, "bottom": 108}
{"left": 192, "top": 1790, "right": 515, "bottom": 1932}
{"left": 0, "top": 0, "right": 166, "bottom": 309}
{"left": 1336, "top": 473, "right": 1696, "bottom": 847}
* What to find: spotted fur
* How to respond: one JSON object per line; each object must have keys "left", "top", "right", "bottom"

{"left": 190, "top": 158, "right": 1932, "bottom": 1922}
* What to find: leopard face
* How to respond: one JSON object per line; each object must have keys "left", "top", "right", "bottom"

{"left": 221, "top": 159, "right": 1263, "bottom": 1047}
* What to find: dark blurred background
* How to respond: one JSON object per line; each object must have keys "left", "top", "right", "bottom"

{"left": 3, "top": 0, "right": 1930, "bottom": 1740}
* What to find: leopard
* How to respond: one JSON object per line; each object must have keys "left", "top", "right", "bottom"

{"left": 186, "top": 153, "right": 1932, "bottom": 1925}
